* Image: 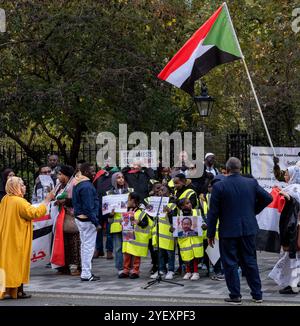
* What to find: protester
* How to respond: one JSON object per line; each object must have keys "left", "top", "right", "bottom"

{"left": 93, "top": 164, "right": 118, "bottom": 259}
{"left": 269, "top": 166, "right": 300, "bottom": 294}
{"left": 0, "top": 168, "right": 15, "bottom": 202}
{"left": 151, "top": 185, "right": 176, "bottom": 280}
{"left": 122, "top": 161, "right": 154, "bottom": 201}
{"left": 106, "top": 172, "right": 133, "bottom": 276}
{"left": 207, "top": 157, "right": 272, "bottom": 304}
{"left": 171, "top": 150, "right": 194, "bottom": 178}
{"left": 0, "top": 177, "right": 54, "bottom": 299}
{"left": 32, "top": 165, "right": 55, "bottom": 204}
{"left": 176, "top": 198, "right": 205, "bottom": 281}
{"left": 119, "top": 192, "right": 153, "bottom": 279}
{"left": 198, "top": 153, "right": 219, "bottom": 196}
{"left": 173, "top": 173, "right": 198, "bottom": 209}
{"left": 52, "top": 165, "right": 81, "bottom": 276}
{"left": 72, "top": 163, "right": 101, "bottom": 281}
{"left": 48, "top": 154, "right": 59, "bottom": 172}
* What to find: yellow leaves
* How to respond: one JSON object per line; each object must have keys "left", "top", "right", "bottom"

{"left": 145, "top": 25, "right": 151, "bottom": 32}
{"left": 165, "top": 18, "right": 176, "bottom": 28}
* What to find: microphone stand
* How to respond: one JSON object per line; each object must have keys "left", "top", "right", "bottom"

{"left": 143, "top": 195, "right": 184, "bottom": 289}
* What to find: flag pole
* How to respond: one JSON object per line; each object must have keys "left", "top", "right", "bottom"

{"left": 223, "top": 2, "right": 276, "bottom": 156}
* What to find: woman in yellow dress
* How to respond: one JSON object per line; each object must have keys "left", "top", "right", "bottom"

{"left": 0, "top": 176, "right": 54, "bottom": 299}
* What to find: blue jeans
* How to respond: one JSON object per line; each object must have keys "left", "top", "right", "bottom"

{"left": 96, "top": 222, "right": 113, "bottom": 253}
{"left": 159, "top": 249, "right": 175, "bottom": 272}
{"left": 112, "top": 232, "right": 123, "bottom": 271}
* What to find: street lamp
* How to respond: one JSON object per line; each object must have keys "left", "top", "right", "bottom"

{"left": 194, "top": 82, "right": 214, "bottom": 117}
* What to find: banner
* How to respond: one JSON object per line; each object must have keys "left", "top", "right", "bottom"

{"left": 102, "top": 194, "right": 129, "bottom": 215}
{"left": 250, "top": 146, "right": 300, "bottom": 191}
{"left": 145, "top": 196, "right": 169, "bottom": 218}
{"left": 120, "top": 150, "right": 157, "bottom": 169}
{"left": 173, "top": 216, "right": 203, "bottom": 238}
{"left": 31, "top": 205, "right": 53, "bottom": 268}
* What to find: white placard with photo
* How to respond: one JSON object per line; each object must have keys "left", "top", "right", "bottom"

{"left": 173, "top": 216, "right": 203, "bottom": 238}
{"left": 102, "top": 194, "right": 129, "bottom": 214}
{"left": 145, "top": 196, "right": 169, "bottom": 218}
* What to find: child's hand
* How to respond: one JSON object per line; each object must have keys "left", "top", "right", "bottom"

{"left": 110, "top": 209, "right": 115, "bottom": 216}
{"left": 165, "top": 206, "right": 171, "bottom": 213}
{"left": 169, "top": 226, "right": 175, "bottom": 232}
{"left": 201, "top": 223, "right": 207, "bottom": 230}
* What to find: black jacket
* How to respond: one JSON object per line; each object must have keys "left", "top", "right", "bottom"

{"left": 279, "top": 197, "right": 300, "bottom": 259}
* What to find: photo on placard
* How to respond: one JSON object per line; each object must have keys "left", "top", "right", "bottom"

{"left": 173, "top": 216, "right": 202, "bottom": 238}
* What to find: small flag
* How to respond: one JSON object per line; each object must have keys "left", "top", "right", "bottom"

{"left": 158, "top": 3, "right": 242, "bottom": 95}
{"left": 255, "top": 187, "right": 285, "bottom": 253}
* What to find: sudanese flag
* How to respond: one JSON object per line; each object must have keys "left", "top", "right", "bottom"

{"left": 158, "top": 3, "right": 242, "bottom": 95}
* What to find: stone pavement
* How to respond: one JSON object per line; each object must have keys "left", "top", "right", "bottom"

{"left": 25, "top": 251, "right": 300, "bottom": 305}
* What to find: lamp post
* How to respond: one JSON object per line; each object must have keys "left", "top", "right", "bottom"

{"left": 194, "top": 82, "right": 214, "bottom": 117}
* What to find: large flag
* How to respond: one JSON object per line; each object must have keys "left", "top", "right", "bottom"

{"left": 158, "top": 3, "right": 243, "bottom": 95}
{"left": 255, "top": 187, "right": 285, "bottom": 253}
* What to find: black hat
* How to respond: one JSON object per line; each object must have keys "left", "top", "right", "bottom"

{"left": 59, "top": 165, "right": 74, "bottom": 178}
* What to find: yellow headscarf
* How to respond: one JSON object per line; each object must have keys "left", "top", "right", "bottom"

{"left": 5, "top": 176, "right": 24, "bottom": 197}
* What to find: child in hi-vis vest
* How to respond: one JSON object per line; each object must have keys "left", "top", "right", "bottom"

{"left": 177, "top": 198, "right": 206, "bottom": 281}
{"left": 119, "top": 192, "right": 153, "bottom": 279}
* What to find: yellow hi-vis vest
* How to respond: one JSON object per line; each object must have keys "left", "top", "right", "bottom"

{"left": 152, "top": 203, "right": 176, "bottom": 251}
{"left": 177, "top": 209, "right": 204, "bottom": 261}
{"left": 199, "top": 195, "right": 219, "bottom": 240}
{"left": 176, "top": 188, "right": 199, "bottom": 208}
{"left": 106, "top": 188, "right": 133, "bottom": 234}
{"left": 122, "top": 209, "right": 153, "bottom": 257}
{"left": 110, "top": 212, "right": 122, "bottom": 233}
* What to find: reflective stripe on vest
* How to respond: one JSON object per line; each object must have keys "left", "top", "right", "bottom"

{"left": 122, "top": 209, "right": 152, "bottom": 257}
{"left": 110, "top": 212, "right": 122, "bottom": 233}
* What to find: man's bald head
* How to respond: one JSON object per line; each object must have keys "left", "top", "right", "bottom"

{"left": 226, "top": 157, "right": 241, "bottom": 174}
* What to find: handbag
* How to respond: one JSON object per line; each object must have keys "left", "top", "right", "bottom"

{"left": 63, "top": 210, "right": 79, "bottom": 234}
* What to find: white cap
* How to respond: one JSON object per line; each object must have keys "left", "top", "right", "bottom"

{"left": 296, "top": 161, "right": 300, "bottom": 168}
{"left": 205, "top": 153, "right": 215, "bottom": 160}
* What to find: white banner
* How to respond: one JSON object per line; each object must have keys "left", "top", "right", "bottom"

{"left": 145, "top": 196, "right": 169, "bottom": 218}
{"left": 250, "top": 146, "right": 300, "bottom": 191}
{"left": 102, "top": 194, "right": 129, "bottom": 214}
{"left": 120, "top": 150, "right": 157, "bottom": 169}
{"left": 31, "top": 204, "right": 53, "bottom": 268}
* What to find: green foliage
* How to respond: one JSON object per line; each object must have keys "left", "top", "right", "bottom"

{"left": 0, "top": 0, "right": 299, "bottom": 166}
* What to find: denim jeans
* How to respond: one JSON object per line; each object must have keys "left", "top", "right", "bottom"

{"left": 96, "top": 222, "right": 113, "bottom": 253}
{"left": 159, "top": 249, "right": 175, "bottom": 272}
{"left": 112, "top": 232, "right": 123, "bottom": 271}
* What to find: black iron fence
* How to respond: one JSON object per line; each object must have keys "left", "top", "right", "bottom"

{"left": 226, "top": 131, "right": 264, "bottom": 174}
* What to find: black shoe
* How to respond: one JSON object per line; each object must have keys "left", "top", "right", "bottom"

{"left": 118, "top": 273, "right": 129, "bottom": 279}
{"left": 224, "top": 297, "right": 242, "bottom": 305}
{"left": 279, "top": 286, "right": 298, "bottom": 294}
{"left": 81, "top": 274, "right": 100, "bottom": 282}
{"left": 129, "top": 273, "right": 140, "bottom": 279}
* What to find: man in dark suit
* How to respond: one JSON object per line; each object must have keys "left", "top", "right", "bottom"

{"left": 207, "top": 157, "right": 272, "bottom": 304}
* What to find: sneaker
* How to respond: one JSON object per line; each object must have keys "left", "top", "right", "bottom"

{"left": 190, "top": 272, "right": 200, "bottom": 281}
{"left": 252, "top": 298, "right": 263, "bottom": 303}
{"left": 224, "top": 297, "right": 242, "bottom": 305}
{"left": 150, "top": 271, "right": 165, "bottom": 279}
{"left": 165, "top": 271, "right": 174, "bottom": 280}
{"left": 118, "top": 272, "right": 129, "bottom": 279}
{"left": 149, "top": 266, "right": 158, "bottom": 275}
{"left": 183, "top": 272, "right": 192, "bottom": 280}
{"left": 129, "top": 273, "right": 140, "bottom": 279}
{"left": 211, "top": 273, "right": 225, "bottom": 281}
{"left": 81, "top": 274, "right": 101, "bottom": 282}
